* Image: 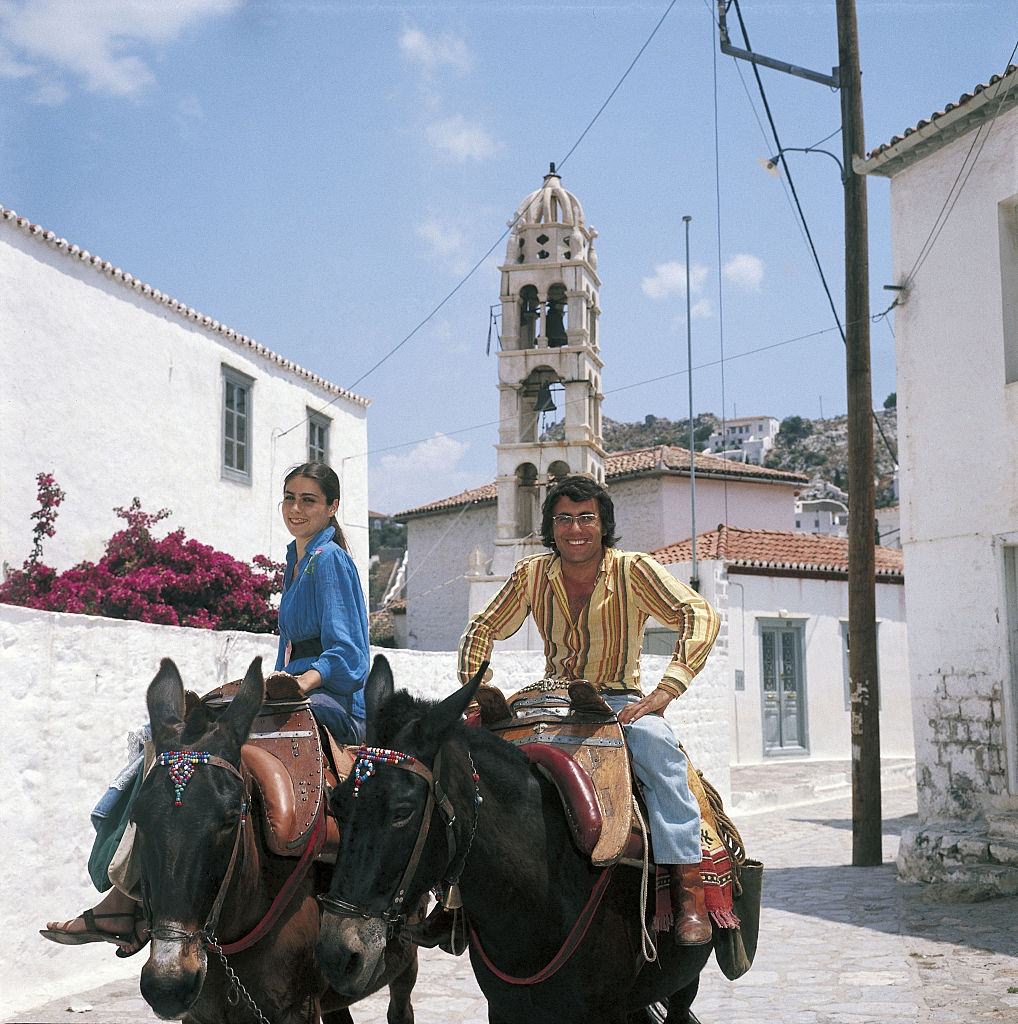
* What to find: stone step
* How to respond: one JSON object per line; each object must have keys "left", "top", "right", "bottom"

{"left": 940, "top": 863, "right": 1018, "bottom": 900}
{"left": 938, "top": 836, "right": 1018, "bottom": 869}
{"left": 987, "top": 812, "right": 1018, "bottom": 843}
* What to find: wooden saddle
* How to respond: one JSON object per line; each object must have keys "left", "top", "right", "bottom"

{"left": 476, "top": 679, "right": 634, "bottom": 867}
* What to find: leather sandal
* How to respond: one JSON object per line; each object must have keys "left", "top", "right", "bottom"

{"left": 40, "top": 908, "right": 140, "bottom": 949}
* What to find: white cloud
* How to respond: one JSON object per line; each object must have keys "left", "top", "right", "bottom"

{"left": 425, "top": 115, "right": 499, "bottom": 162}
{"left": 641, "top": 260, "right": 709, "bottom": 300}
{"left": 0, "top": 0, "right": 240, "bottom": 99}
{"left": 723, "top": 253, "right": 765, "bottom": 291}
{"left": 416, "top": 218, "right": 473, "bottom": 275}
{"left": 691, "top": 297, "right": 712, "bottom": 320}
{"left": 373, "top": 434, "right": 474, "bottom": 514}
{"left": 399, "top": 27, "right": 473, "bottom": 74}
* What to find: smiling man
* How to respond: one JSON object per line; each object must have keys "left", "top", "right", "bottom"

{"left": 456, "top": 474, "right": 721, "bottom": 945}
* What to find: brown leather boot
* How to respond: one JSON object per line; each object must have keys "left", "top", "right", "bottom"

{"left": 670, "top": 864, "right": 712, "bottom": 945}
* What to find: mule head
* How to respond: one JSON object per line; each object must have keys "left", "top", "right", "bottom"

{"left": 138, "top": 657, "right": 264, "bottom": 1020}
{"left": 318, "top": 660, "right": 485, "bottom": 999}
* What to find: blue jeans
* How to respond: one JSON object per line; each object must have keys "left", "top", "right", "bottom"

{"left": 309, "top": 690, "right": 366, "bottom": 744}
{"left": 603, "top": 693, "right": 702, "bottom": 865}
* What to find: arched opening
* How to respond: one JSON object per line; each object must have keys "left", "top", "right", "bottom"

{"left": 515, "top": 463, "right": 539, "bottom": 538}
{"left": 519, "top": 367, "right": 560, "bottom": 442}
{"left": 548, "top": 460, "right": 570, "bottom": 484}
{"left": 519, "top": 285, "right": 539, "bottom": 349}
{"left": 546, "top": 284, "right": 567, "bottom": 347}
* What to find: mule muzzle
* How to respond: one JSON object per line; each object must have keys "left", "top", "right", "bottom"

{"left": 140, "top": 927, "right": 207, "bottom": 1020}
{"left": 317, "top": 911, "right": 388, "bottom": 999}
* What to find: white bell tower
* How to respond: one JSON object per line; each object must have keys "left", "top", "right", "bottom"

{"left": 489, "top": 164, "right": 605, "bottom": 578}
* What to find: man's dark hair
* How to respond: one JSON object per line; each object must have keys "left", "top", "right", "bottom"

{"left": 540, "top": 475, "right": 620, "bottom": 551}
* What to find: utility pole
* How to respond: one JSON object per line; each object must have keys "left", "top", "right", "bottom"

{"left": 837, "top": 0, "right": 881, "bottom": 866}
{"left": 684, "top": 215, "right": 699, "bottom": 592}
{"left": 717, "top": 0, "right": 881, "bottom": 864}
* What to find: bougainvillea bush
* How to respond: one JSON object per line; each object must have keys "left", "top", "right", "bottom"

{"left": 0, "top": 474, "right": 284, "bottom": 632}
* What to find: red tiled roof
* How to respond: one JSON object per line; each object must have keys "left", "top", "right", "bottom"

{"left": 652, "top": 524, "right": 903, "bottom": 580}
{"left": 861, "top": 64, "right": 1017, "bottom": 176}
{"left": 396, "top": 445, "right": 806, "bottom": 518}
{"left": 0, "top": 205, "right": 370, "bottom": 408}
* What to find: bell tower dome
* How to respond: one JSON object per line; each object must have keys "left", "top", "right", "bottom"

{"left": 491, "top": 164, "right": 605, "bottom": 576}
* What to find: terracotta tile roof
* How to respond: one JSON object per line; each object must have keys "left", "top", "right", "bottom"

{"left": 0, "top": 204, "right": 369, "bottom": 408}
{"left": 397, "top": 445, "right": 807, "bottom": 519}
{"left": 861, "top": 64, "right": 1018, "bottom": 176}
{"left": 652, "top": 524, "right": 904, "bottom": 580}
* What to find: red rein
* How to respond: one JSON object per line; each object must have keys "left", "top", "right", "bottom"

{"left": 467, "top": 867, "right": 615, "bottom": 985}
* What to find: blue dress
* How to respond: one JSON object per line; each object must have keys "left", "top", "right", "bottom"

{"left": 276, "top": 524, "right": 368, "bottom": 743}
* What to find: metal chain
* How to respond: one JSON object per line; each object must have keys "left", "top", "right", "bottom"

{"left": 205, "top": 930, "right": 273, "bottom": 1024}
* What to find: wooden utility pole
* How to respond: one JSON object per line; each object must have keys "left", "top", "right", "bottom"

{"left": 837, "top": 0, "right": 882, "bottom": 866}
{"left": 718, "top": 0, "right": 882, "bottom": 864}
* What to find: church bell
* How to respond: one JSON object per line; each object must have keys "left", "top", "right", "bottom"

{"left": 534, "top": 382, "right": 556, "bottom": 413}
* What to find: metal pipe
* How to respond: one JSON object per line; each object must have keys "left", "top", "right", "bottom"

{"left": 684, "top": 215, "right": 699, "bottom": 591}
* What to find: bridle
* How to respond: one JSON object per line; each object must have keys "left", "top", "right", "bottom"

{"left": 143, "top": 749, "right": 325, "bottom": 955}
{"left": 318, "top": 743, "right": 480, "bottom": 937}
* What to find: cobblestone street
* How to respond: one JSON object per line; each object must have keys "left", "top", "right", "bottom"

{"left": 8, "top": 783, "right": 1018, "bottom": 1024}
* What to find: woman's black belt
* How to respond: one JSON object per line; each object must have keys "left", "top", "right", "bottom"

{"left": 289, "top": 636, "right": 324, "bottom": 660}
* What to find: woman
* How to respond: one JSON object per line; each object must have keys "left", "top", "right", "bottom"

{"left": 43, "top": 461, "right": 369, "bottom": 951}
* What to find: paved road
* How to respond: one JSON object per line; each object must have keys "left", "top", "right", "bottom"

{"left": 8, "top": 785, "right": 1018, "bottom": 1024}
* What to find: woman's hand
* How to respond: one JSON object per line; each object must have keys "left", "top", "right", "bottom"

{"left": 617, "top": 688, "right": 673, "bottom": 724}
{"left": 296, "top": 669, "right": 323, "bottom": 695}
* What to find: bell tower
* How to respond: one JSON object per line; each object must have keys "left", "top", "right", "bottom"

{"left": 490, "top": 164, "right": 605, "bottom": 577}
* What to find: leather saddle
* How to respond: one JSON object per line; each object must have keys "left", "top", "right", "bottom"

{"left": 475, "top": 680, "right": 634, "bottom": 867}
{"left": 199, "top": 673, "right": 351, "bottom": 864}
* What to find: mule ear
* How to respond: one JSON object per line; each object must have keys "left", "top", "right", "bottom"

{"left": 423, "top": 661, "right": 487, "bottom": 744}
{"left": 218, "top": 657, "right": 265, "bottom": 749}
{"left": 147, "top": 659, "right": 186, "bottom": 752}
{"left": 364, "top": 654, "right": 395, "bottom": 727}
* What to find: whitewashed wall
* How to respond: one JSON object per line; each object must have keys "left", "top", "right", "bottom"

{"left": 0, "top": 216, "right": 369, "bottom": 585}
{"left": 403, "top": 503, "right": 496, "bottom": 651}
{"left": 0, "top": 604, "right": 730, "bottom": 1015}
{"left": 889, "top": 103, "right": 1018, "bottom": 819}
{"left": 723, "top": 569, "right": 911, "bottom": 763}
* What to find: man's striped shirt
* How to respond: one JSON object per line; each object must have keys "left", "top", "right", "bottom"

{"left": 457, "top": 547, "right": 720, "bottom": 698}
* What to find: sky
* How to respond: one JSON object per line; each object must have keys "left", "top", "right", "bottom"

{"left": 1, "top": 1, "right": 1015, "bottom": 514}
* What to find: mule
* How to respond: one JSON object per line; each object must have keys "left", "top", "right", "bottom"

{"left": 135, "top": 656, "right": 419, "bottom": 1024}
{"left": 317, "top": 657, "right": 712, "bottom": 1024}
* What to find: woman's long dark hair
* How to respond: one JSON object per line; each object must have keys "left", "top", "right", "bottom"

{"left": 283, "top": 462, "right": 349, "bottom": 551}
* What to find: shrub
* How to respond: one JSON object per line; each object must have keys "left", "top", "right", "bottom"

{"left": 0, "top": 475, "right": 284, "bottom": 632}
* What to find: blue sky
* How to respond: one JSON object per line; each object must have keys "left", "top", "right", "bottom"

{"left": 2, "top": 1, "right": 1015, "bottom": 513}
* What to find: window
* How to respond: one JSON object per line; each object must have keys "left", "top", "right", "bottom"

{"left": 308, "top": 410, "right": 330, "bottom": 463}
{"left": 643, "top": 627, "right": 677, "bottom": 656}
{"left": 222, "top": 367, "right": 253, "bottom": 482}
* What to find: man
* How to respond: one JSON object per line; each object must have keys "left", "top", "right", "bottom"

{"left": 457, "top": 474, "right": 720, "bottom": 944}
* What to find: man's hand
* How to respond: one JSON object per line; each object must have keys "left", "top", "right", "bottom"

{"left": 296, "top": 669, "right": 323, "bottom": 695}
{"left": 617, "top": 688, "right": 673, "bottom": 724}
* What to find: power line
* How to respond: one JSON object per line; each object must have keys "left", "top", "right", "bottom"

{"left": 274, "top": 0, "right": 679, "bottom": 442}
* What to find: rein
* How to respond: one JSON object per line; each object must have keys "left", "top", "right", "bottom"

{"left": 468, "top": 867, "right": 615, "bottom": 986}
{"left": 319, "top": 744, "right": 478, "bottom": 936}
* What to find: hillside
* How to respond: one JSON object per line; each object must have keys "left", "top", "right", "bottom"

{"left": 543, "top": 409, "right": 899, "bottom": 508}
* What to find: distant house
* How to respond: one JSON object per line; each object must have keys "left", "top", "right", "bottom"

{"left": 706, "top": 416, "right": 779, "bottom": 465}
{"left": 0, "top": 204, "right": 370, "bottom": 582}
{"left": 651, "top": 526, "right": 910, "bottom": 764}
{"left": 860, "top": 62, "right": 1018, "bottom": 893}
{"left": 395, "top": 446, "right": 806, "bottom": 651}
{"left": 794, "top": 497, "right": 848, "bottom": 538}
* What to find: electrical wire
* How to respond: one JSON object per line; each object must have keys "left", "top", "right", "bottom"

{"left": 274, "top": 0, "right": 679, "bottom": 442}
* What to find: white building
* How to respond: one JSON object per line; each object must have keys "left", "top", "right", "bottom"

{"left": 706, "top": 415, "right": 779, "bottom": 465}
{"left": 651, "top": 526, "right": 910, "bottom": 764}
{"left": 794, "top": 497, "right": 848, "bottom": 538}
{"left": 0, "top": 204, "right": 370, "bottom": 581}
{"left": 860, "top": 63, "right": 1018, "bottom": 893}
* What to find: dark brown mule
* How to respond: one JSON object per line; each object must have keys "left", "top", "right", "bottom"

{"left": 136, "top": 657, "right": 418, "bottom": 1024}
{"left": 318, "top": 657, "right": 712, "bottom": 1024}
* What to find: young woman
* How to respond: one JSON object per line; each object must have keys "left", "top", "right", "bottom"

{"left": 43, "top": 461, "right": 369, "bottom": 951}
